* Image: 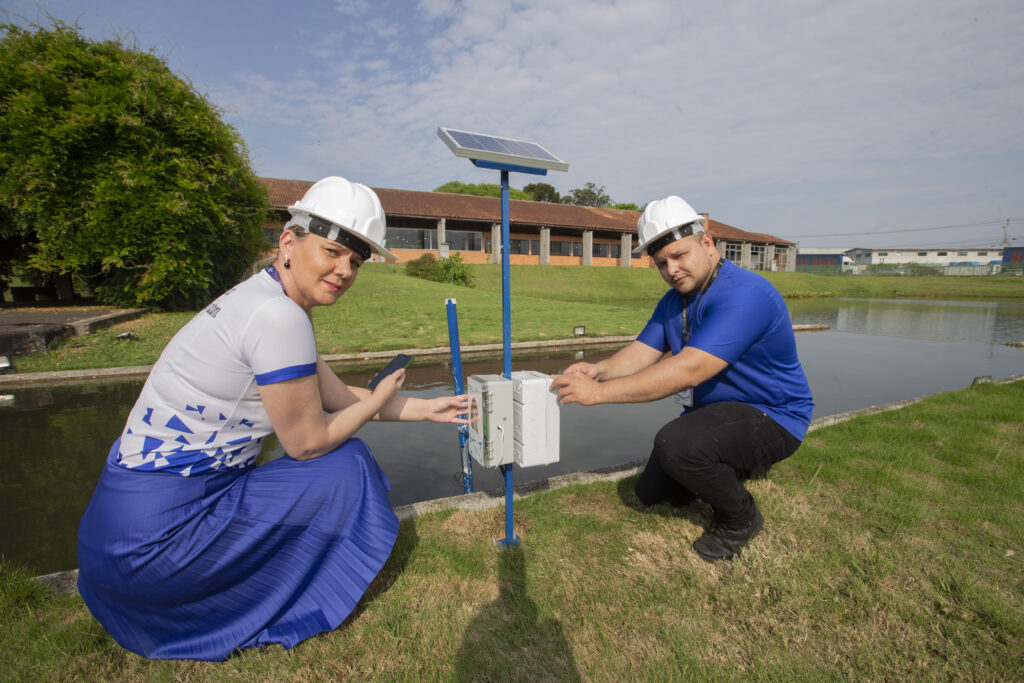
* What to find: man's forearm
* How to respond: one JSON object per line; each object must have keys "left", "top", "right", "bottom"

{"left": 597, "top": 347, "right": 729, "bottom": 405}
{"left": 596, "top": 368, "right": 687, "bottom": 404}
{"left": 595, "top": 341, "right": 663, "bottom": 380}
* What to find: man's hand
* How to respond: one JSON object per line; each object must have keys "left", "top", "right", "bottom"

{"left": 560, "top": 361, "right": 601, "bottom": 380}
{"left": 551, "top": 372, "right": 605, "bottom": 406}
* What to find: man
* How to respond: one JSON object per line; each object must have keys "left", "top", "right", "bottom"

{"left": 552, "top": 195, "right": 813, "bottom": 562}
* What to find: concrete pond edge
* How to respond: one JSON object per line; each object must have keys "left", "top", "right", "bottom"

{"left": 31, "top": 372, "right": 1022, "bottom": 596}
{"left": 0, "top": 326, "right": 829, "bottom": 388}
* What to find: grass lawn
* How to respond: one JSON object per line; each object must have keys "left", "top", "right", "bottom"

{"left": 3, "top": 380, "right": 1022, "bottom": 680}
{"left": 11, "top": 264, "right": 1024, "bottom": 374}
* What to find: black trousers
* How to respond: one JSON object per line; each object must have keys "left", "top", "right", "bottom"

{"left": 634, "top": 401, "right": 801, "bottom": 527}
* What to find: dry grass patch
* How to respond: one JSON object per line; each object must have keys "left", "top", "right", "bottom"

{"left": 997, "top": 422, "right": 1023, "bottom": 438}
{"left": 900, "top": 468, "right": 954, "bottom": 496}
{"left": 567, "top": 601, "right": 682, "bottom": 675}
{"left": 554, "top": 491, "right": 630, "bottom": 522}
{"left": 623, "top": 529, "right": 692, "bottom": 574}
{"left": 432, "top": 507, "right": 533, "bottom": 545}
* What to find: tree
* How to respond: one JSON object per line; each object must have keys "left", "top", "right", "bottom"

{"left": 561, "top": 182, "right": 611, "bottom": 207}
{"left": 522, "top": 182, "right": 561, "bottom": 203}
{"left": 610, "top": 202, "right": 640, "bottom": 211}
{"left": 0, "top": 22, "right": 269, "bottom": 310}
{"left": 432, "top": 180, "right": 532, "bottom": 201}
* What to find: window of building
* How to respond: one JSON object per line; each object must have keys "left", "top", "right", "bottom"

{"left": 445, "top": 230, "right": 483, "bottom": 251}
{"left": 386, "top": 228, "right": 436, "bottom": 250}
{"left": 508, "top": 238, "right": 530, "bottom": 254}
{"left": 552, "top": 241, "right": 581, "bottom": 256}
{"left": 917, "top": 251, "right": 928, "bottom": 256}
{"left": 530, "top": 240, "right": 539, "bottom": 255}
{"left": 937, "top": 251, "right": 947, "bottom": 256}
{"left": 724, "top": 243, "right": 742, "bottom": 262}
{"left": 878, "top": 251, "right": 889, "bottom": 256}
{"left": 978, "top": 251, "right": 988, "bottom": 256}
{"left": 588, "top": 243, "right": 622, "bottom": 258}
{"left": 750, "top": 245, "right": 766, "bottom": 270}
{"left": 958, "top": 251, "right": 968, "bottom": 256}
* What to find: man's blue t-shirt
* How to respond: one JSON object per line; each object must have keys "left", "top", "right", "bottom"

{"left": 636, "top": 259, "right": 814, "bottom": 440}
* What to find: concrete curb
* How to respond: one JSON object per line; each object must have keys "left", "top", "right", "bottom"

{"left": 32, "top": 372, "right": 1022, "bottom": 596}
{"left": 0, "top": 308, "right": 148, "bottom": 357}
{"left": 67, "top": 308, "right": 149, "bottom": 336}
{"left": 0, "top": 336, "right": 635, "bottom": 387}
{"left": 0, "top": 365, "right": 159, "bottom": 387}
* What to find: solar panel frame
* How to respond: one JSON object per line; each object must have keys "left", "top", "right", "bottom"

{"left": 437, "top": 127, "right": 569, "bottom": 172}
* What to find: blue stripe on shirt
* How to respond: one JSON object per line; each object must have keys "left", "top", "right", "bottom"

{"left": 254, "top": 362, "right": 318, "bottom": 386}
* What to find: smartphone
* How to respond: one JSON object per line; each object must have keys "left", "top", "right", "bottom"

{"left": 367, "top": 354, "right": 413, "bottom": 389}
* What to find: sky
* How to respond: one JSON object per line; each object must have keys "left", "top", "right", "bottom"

{"left": 3, "top": 0, "right": 1023, "bottom": 249}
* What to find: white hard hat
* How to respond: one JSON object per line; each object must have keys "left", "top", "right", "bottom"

{"left": 286, "top": 176, "right": 397, "bottom": 261}
{"left": 634, "top": 195, "right": 706, "bottom": 256}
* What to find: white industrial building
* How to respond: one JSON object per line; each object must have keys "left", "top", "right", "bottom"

{"left": 845, "top": 247, "right": 1002, "bottom": 267}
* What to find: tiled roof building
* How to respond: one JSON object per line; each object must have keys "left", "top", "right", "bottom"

{"left": 259, "top": 178, "right": 797, "bottom": 271}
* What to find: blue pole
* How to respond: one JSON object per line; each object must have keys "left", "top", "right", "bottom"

{"left": 501, "top": 463, "right": 516, "bottom": 542}
{"left": 445, "top": 298, "right": 473, "bottom": 494}
{"left": 500, "top": 170, "right": 512, "bottom": 378}
{"left": 497, "top": 170, "right": 519, "bottom": 547}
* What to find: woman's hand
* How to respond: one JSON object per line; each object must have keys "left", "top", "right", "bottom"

{"left": 424, "top": 394, "right": 470, "bottom": 424}
{"left": 370, "top": 367, "right": 405, "bottom": 406}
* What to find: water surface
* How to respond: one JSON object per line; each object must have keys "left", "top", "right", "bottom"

{"left": 2, "top": 298, "right": 1022, "bottom": 573}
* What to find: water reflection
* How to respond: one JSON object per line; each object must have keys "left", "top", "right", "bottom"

{"left": 788, "top": 298, "right": 1024, "bottom": 345}
{"left": 0, "top": 382, "right": 139, "bottom": 575}
{"left": 2, "top": 298, "right": 1022, "bottom": 574}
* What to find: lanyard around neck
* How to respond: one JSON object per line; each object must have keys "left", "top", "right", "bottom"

{"left": 682, "top": 259, "right": 723, "bottom": 344}
{"left": 264, "top": 265, "right": 287, "bottom": 295}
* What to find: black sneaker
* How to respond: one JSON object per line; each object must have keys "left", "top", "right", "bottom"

{"left": 692, "top": 506, "right": 764, "bottom": 562}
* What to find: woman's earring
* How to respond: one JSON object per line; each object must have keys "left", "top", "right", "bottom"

{"left": 283, "top": 256, "right": 290, "bottom": 269}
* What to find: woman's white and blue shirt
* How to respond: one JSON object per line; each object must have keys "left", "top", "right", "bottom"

{"left": 116, "top": 270, "right": 317, "bottom": 475}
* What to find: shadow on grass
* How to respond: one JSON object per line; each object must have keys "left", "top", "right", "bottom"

{"left": 344, "top": 516, "right": 420, "bottom": 625}
{"left": 454, "top": 545, "right": 582, "bottom": 682}
{"left": 614, "top": 473, "right": 710, "bottom": 526}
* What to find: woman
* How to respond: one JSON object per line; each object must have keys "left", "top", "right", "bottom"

{"left": 77, "top": 176, "right": 467, "bottom": 661}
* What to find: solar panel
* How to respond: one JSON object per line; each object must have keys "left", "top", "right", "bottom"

{"left": 437, "top": 127, "right": 569, "bottom": 172}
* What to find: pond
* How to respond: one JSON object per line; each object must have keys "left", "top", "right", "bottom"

{"left": 2, "top": 298, "right": 1022, "bottom": 574}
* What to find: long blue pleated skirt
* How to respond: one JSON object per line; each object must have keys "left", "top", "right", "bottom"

{"left": 77, "top": 438, "right": 399, "bottom": 661}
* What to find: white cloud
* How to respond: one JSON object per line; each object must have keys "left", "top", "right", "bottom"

{"left": 7, "top": 0, "right": 1020, "bottom": 245}
{"left": 226, "top": 1, "right": 1024, "bottom": 236}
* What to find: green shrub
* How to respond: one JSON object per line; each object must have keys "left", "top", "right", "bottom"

{"left": 404, "top": 253, "right": 437, "bottom": 279}
{"left": 433, "top": 252, "right": 474, "bottom": 287}
{"left": 0, "top": 22, "right": 269, "bottom": 311}
{"left": 403, "top": 252, "right": 474, "bottom": 287}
